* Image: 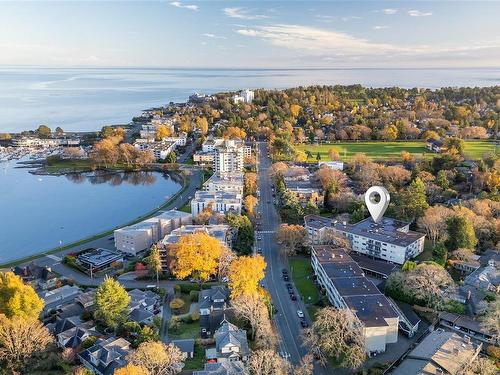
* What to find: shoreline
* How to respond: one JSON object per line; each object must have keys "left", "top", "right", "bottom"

{"left": 0, "top": 169, "right": 189, "bottom": 269}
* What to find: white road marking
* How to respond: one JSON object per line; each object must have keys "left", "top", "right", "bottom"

{"left": 46, "top": 254, "right": 62, "bottom": 262}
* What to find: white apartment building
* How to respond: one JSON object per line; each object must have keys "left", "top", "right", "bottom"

{"left": 232, "top": 89, "right": 254, "bottom": 104}
{"left": 203, "top": 172, "right": 244, "bottom": 195}
{"left": 13, "top": 137, "right": 80, "bottom": 148}
{"left": 304, "top": 215, "right": 425, "bottom": 265}
{"left": 191, "top": 191, "right": 242, "bottom": 218}
{"left": 214, "top": 140, "right": 247, "bottom": 173}
{"left": 133, "top": 140, "right": 176, "bottom": 161}
{"left": 114, "top": 210, "right": 192, "bottom": 255}
{"left": 311, "top": 245, "right": 399, "bottom": 354}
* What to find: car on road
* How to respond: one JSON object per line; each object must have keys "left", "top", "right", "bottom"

{"left": 257, "top": 236, "right": 262, "bottom": 240}
{"left": 286, "top": 283, "right": 293, "bottom": 290}
{"left": 257, "top": 248, "right": 262, "bottom": 254}
{"left": 290, "top": 293, "right": 297, "bottom": 301}
{"left": 300, "top": 320, "right": 309, "bottom": 328}
{"left": 297, "top": 310, "right": 304, "bottom": 318}
{"left": 283, "top": 275, "right": 289, "bottom": 281}
{"left": 267, "top": 200, "right": 271, "bottom": 204}
{"left": 282, "top": 269, "right": 288, "bottom": 274}
{"left": 279, "top": 352, "right": 289, "bottom": 359}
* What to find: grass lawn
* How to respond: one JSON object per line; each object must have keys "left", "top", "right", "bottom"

{"left": 45, "top": 158, "right": 93, "bottom": 172}
{"left": 171, "top": 294, "right": 192, "bottom": 315}
{"left": 169, "top": 320, "right": 200, "bottom": 340}
{"left": 297, "top": 140, "right": 498, "bottom": 162}
{"left": 289, "top": 258, "right": 320, "bottom": 305}
{"left": 179, "top": 201, "right": 191, "bottom": 213}
{"left": 183, "top": 343, "right": 206, "bottom": 370}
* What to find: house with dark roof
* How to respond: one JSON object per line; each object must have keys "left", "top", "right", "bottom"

{"left": 127, "top": 288, "right": 161, "bottom": 325}
{"left": 39, "top": 285, "right": 82, "bottom": 316}
{"left": 78, "top": 337, "right": 131, "bottom": 375}
{"left": 171, "top": 339, "right": 195, "bottom": 358}
{"left": 389, "top": 329, "right": 481, "bottom": 375}
{"left": 439, "top": 312, "right": 497, "bottom": 346}
{"left": 199, "top": 286, "right": 230, "bottom": 338}
{"left": 56, "top": 320, "right": 99, "bottom": 349}
{"left": 426, "top": 138, "right": 444, "bottom": 153}
{"left": 12, "top": 264, "right": 57, "bottom": 290}
{"left": 206, "top": 319, "right": 250, "bottom": 363}
{"left": 193, "top": 361, "right": 245, "bottom": 375}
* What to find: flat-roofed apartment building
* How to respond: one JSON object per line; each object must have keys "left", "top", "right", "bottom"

{"left": 311, "top": 245, "right": 399, "bottom": 354}
{"left": 305, "top": 215, "right": 425, "bottom": 265}
{"left": 203, "top": 172, "right": 244, "bottom": 195}
{"left": 114, "top": 210, "right": 192, "bottom": 256}
{"left": 191, "top": 191, "right": 242, "bottom": 218}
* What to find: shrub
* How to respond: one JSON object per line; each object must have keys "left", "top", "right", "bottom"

{"left": 444, "top": 300, "right": 466, "bottom": 314}
{"left": 486, "top": 345, "right": 500, "bottom": 360}
{"left": 173, "top": 284, "right": 181, "bottom": 295}
{"left": 170, "top": 298, "right": 185, "bottom": 311}
{"left": 189, "top": 290, "right": 199, "bottom": 302}
{"left": 191, "top": 311, "right": 200, "bottom": 321}
{"left": 179, "top": 283, "right": 200, "bottom": 294}
{"left": 484, "top": 292, "right": 496, "bottom": 302}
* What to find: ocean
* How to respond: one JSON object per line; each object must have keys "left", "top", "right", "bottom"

{"left": 1, "top": 66, "right": 499, "bottom": 133}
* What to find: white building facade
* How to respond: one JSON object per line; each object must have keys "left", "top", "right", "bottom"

{"left": 191, "top": 191, "right": 242, "bottom": 218}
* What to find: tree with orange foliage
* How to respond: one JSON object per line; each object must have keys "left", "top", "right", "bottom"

{"left": 275, "top": 224, "right": 307, "bottom": 256}
{"left": 290, "top": 104, "right": 302, "bottom": 117}
{"left": 244, "top": 172, "right": 258, "bottom": 196}
{"left": 228, "top": 255, "right": 266, "bottom": 299}
{"left": 168, "top": 233, "right": 224, "bottom": 282}
{"left": 195, "top": 117, "right": 209, "bottom": 135}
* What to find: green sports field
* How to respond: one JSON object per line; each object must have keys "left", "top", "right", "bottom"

{"left": 297, "top": 141, "right": 498, "bottom": 162}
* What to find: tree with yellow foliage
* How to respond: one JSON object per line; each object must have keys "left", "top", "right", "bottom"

{"left": 195, "top": 117, "right": 209, "bottom": 135}
{"left": 156, "top": 125, "right": 172, "bottom": 140}
{"left": 290, "top": 104, "right": 302, "bottom": 118}
{"left": 0, "top": 272, "right": 44, "bottom": 319}
{"left": 168, "top": 233, "right": 224, "bottom": 282}
{"left": 244, "top": 172, "right": 258, "bottom": 196}
{"left": 244, "top": 195, "right": 258, "bottom": 216}
{"left": 228, "top": 255, "right": 266, "bottom": 299}
{"left": 115, "top": 364, "right": 150, "bottom": 375}
{"left": 328, "top": 148, "right": 340, "bottom": 161}
{"left": 223, "top": 126, "right": 247, "bottom": 139}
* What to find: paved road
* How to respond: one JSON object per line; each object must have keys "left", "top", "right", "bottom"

{"left": 7, "top": 168, "right": 203, "bottom": 286}
{"left": 255, "top": 142, "right": 327, "bottom": 373}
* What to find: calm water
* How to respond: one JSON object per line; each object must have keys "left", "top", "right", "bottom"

{"left": 1, "top": 67, "right": 499, "bottom": 132}
{"left": 0, "top": 161, "right": 181, "bottom": 263}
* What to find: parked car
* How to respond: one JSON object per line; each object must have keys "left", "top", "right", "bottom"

{"left": 297, "top": 310, "right": 304, "bottom": 318}
{"left": 290, "top": 294, "right": 297, "bottom": 301}
{"left": 300, "top": 320, "right": 309, "bottom": 328}
{"left": 283, "top": 275, "right": 289, "bottom": 281}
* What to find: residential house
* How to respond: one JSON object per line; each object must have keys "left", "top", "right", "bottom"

{"left": 206, "top": 319, "right": 250, "bottom": 363}
{"left": 39, "top": 285, "right": 81, "bottom": 316}
{"left": 12, "top": 264, "right": 58, "bottom": 290}
{"left": 193, "top": 361, "right": 245, "bottom": 375}
{"left": 128, "top": 289, "right": 161, "bottom": 325}
{"left": 79, "top": 337, "right": 131, "bottom": 375}
{"left": 389, "top": 329, "right": 481, "bottom": 375}
{"left": 171, "top": 339, "right": 195, "bottom": 359}
{"left": 426, "top": 139, "right": 444, "bottom": 153}
{"left": 56, "top": 320, "right": 99, "bottom": 349}
{"left": 464, "top": 259, "right": 499, "bottom": 293}
{"left": 439, "top": 312, "right": 497, "bottom": 346}
{"left": 199, "top": 286, "right": 230, "bottom": 338}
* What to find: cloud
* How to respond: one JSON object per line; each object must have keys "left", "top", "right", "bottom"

{"left": 223, "top": 7, "right": 269, "bottom": 20}
{"left": 170, "top": 1, "right": 198, "bottom": 11}
{"left": 202, "top": 33, "right": 227, "bottom": 39}
{"left": 408, "top": 10, "right": 432, "bottom": 17}
{"left": 373, "top": 25, "right": 389, "bottom": 30}
{"left": 234, "top": 23, "right": 500, "bottom": 63}
{"left": 341, "top": 16, "right": 363, "bottom": 22}
{"left": 235, "top": 24, "right": 404, "bottom": 56}
{"left": 382, "top": 8, "right": 398, "bottom": 15}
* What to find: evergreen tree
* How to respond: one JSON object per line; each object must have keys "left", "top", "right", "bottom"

{"left": 402, "top": 177, "right": 429, "bottom": 220}
{"left": 147, "top": 245, "right": 163, "bottom": 286}
{"left": 431, "top": 242, "right": 448, "bottom": 266}
{"left": 316, "top": 152, "right": 321, "bottom": 161}
{"left": 436, "top": 170, "right": 450, "bottom": 190}
{"left": 446, "top": 215, "right": 478, "bottom": 251}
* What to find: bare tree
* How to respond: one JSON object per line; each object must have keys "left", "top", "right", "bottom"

{"left": 481, "top": 299, "right": 500, "bottom": 342}
{"left": 232, "top": 295, "right": 270, "bottom": 341}
{"left": 275, "top": 224, "right": 307, "bottom": 256}
{"left": 0, "top": 316, "right": 53, "bottom": 372}
{"left": 301, "top": 307, "right": 366, "bottom": 370}
{"left": 418, "top": 205, "right": 453, "bottom": 244}
{"left": 247, "top": 349, "right": 288, "bottom": 375}
{"left": 457, "top": 355, "right": 498, "bottom": 375}
{"left": 217, "top": 246, "right": 236, "bottom": 281}
{"left": 128, "top": 341, "right": 186, "bottom": 375}
{"left": 292, "top": 354, "right": 314, "bottom": 375}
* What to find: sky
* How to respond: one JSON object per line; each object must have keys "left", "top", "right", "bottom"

{"left": 1, "top": 1, "right": 499, "bottom": 69}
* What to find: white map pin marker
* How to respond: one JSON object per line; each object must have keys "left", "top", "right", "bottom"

{"left": 365, "top": 186, "right": 390, "bottom": 223}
